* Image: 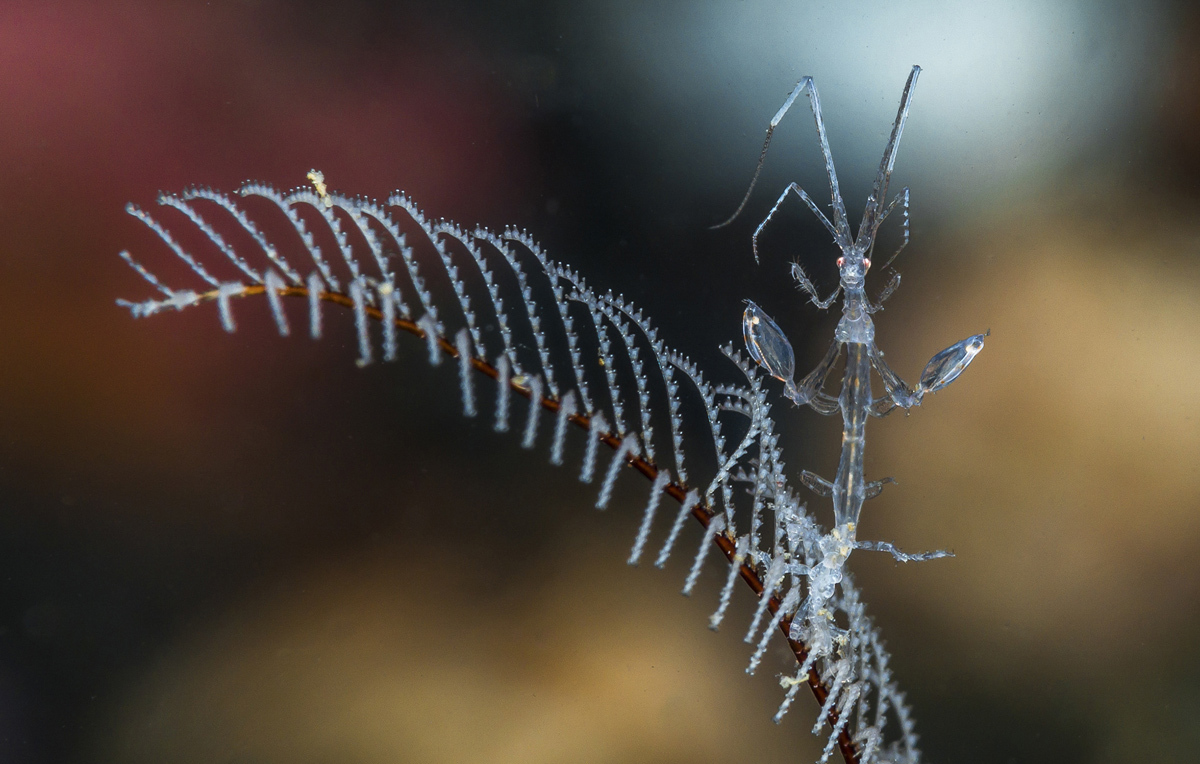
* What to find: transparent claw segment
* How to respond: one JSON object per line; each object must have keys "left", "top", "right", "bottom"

{"left": 871, "top": 331, "right": 987, "bottom": 409}
{"left": 743, "top": 301, "right": 801, "bottom": 402}
{"left": 743, "top": 303, "right": 846, "bottom": 412}
{"left": 918, "top": 332, "right": 988, "bottom": 395}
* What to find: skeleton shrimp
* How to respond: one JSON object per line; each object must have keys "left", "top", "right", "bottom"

{"left": 719, "top": 65, "right": 987, "bottom": 655}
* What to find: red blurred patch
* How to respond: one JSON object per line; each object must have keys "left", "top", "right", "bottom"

{"left": 0, "top": 0, "right": 531, "bottom": 211}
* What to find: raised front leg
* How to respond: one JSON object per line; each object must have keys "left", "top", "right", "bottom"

{"left": 875, "top": 188, "right": 910, "bottom": 270}
{"left": 866, "top": 187, "right": 909, "bottom": 313}
{"left": 790, "top": 261, "right": 841, "bottom": 310}
{"left": 868, "top": 270, "right": 901, "bottom": 313}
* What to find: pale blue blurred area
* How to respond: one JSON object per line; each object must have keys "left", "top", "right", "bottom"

{"left": 563, "top": 0, "right": 1173, "bottom": 217}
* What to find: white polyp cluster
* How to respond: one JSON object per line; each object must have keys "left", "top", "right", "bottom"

{"left": 792, "top": 524, "right": 854, "bottom": 654}
{"left": 184, "top": 186, "right": 302, "bottom": 284}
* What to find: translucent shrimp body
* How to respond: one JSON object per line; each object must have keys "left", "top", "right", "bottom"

{"left": 729, "top": 69, "right": 988, "bottom": 676}
{"left": 734, "top": 65, "right": 986, "bottom": 545}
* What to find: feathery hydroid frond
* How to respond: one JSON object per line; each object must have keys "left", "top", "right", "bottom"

{"left": 117, "top": 182, "right": 923, "bottom": 764}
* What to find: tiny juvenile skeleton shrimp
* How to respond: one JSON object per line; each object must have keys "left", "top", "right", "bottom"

{"left": 721, "top": 65, "right": 987, "bottom": 562}
{"left": 307, "top": 169, "right": 332, "bottom": 208}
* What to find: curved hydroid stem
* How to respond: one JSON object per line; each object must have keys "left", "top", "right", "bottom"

{"left": 138, "top": 279, "right": 865, "bottom": 764}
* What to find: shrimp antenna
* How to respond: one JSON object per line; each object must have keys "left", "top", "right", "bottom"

{"left": 710, "top": 78, "right": 811, "bottom": 230}
{"left": 854, "top": 65, "right": 920, "bottom": 251}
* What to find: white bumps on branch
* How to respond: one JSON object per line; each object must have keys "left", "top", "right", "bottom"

{"left": 115, "top": 183, "right": 927, "bottom": 764}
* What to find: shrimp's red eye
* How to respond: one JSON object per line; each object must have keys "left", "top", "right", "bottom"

{"left": 863, "top": 258, "right": 871, "bottom": 269}
{"left": 836, "top": 257, "right": 844, "bottom": 267}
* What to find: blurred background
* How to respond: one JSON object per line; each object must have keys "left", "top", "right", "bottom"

{"left": 0, "top": 0, "right": 1196, "bottom": 762}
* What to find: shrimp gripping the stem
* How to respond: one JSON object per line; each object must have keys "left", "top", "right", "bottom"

{"left": 728, "top": 65, "right": 987, "bottom": 556}
{"left": 723, "top": 65, "right": 989, "bottom": 706}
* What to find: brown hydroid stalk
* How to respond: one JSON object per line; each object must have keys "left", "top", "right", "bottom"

{"left": 204, "top": 282, "right": 860, "bottom": 764}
